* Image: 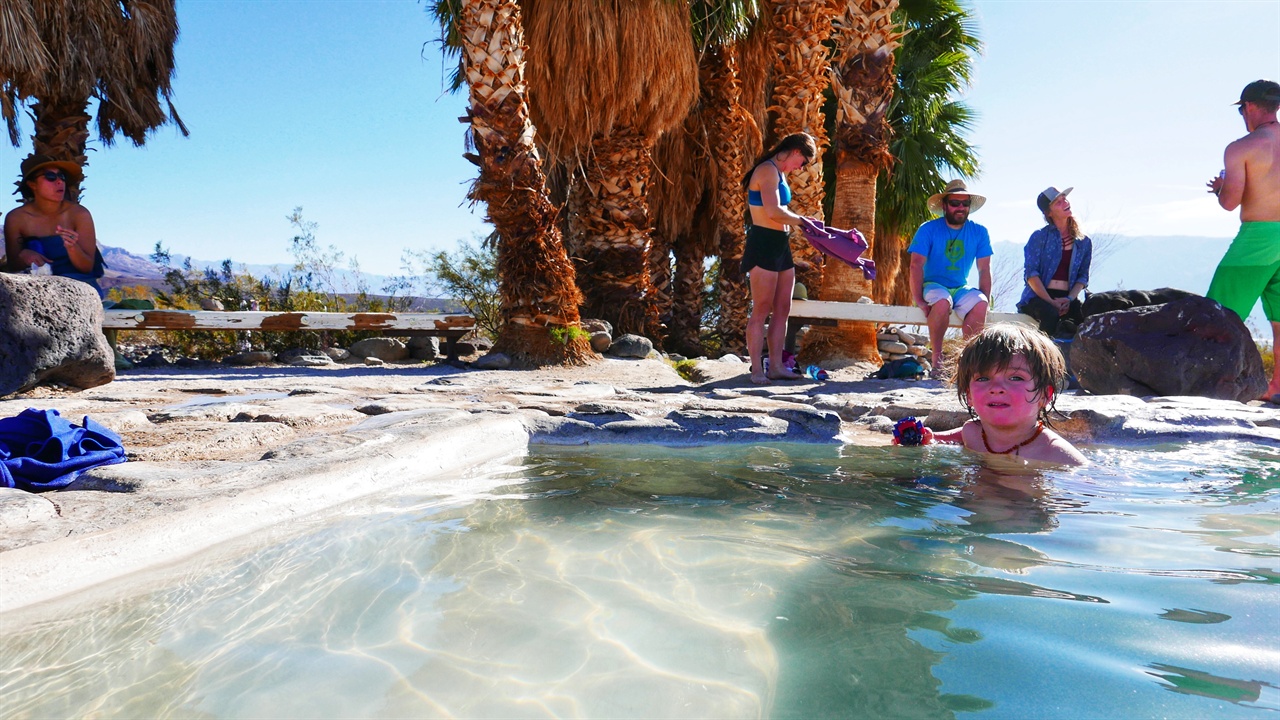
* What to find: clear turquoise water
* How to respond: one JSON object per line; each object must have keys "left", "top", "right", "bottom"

{"left": 1, "top": 441, "right": 1277, "bottom": 719}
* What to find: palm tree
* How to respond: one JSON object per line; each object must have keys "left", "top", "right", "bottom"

{"left": 521, "top": 0, "right": 699, "bottom": 338}
{"left": 705, "top": 42, "right": 761, "bottom": 356}
{"left": 1, "top": 0, "right": 187, "bottom": 198}
{"left": 765, "top": 0, "right": 836, "bottom": 297}
{"left": 649, "top": 106, "right": 713, "bottom": 356}
{"left": 801, "top": 0, "right": 904, "bottom": 365}
{"left": 876, "top": 0, "right": 981, "bottom": 306}
{"left": 433, "top": 0, "right": 593, "bottom": 366}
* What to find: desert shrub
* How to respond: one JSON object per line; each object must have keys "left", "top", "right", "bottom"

{"left": 403, "top": 234, "right": 501, "bottom": 340}
{"left": 669, "top": 358, "right": 706, "bottom": 383}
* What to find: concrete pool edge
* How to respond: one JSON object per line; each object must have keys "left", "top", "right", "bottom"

{"left": 0, "top": 412, "right": 530, "bottom": 614}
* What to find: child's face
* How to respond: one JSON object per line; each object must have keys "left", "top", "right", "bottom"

{"left": 967, "top": 354, "right": 1045, "bottom": 428}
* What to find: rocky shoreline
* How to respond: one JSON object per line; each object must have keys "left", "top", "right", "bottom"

{"left": 2, "top": 355, "right": 1279, "bottom": 611}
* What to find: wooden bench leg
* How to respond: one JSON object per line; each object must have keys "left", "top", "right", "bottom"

{"left": 444, "top": 335, "right": 461, "bottom": 363}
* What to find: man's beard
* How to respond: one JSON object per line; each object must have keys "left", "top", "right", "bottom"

{"left": 945, "top": 209, "right": 968, "bottom": 226}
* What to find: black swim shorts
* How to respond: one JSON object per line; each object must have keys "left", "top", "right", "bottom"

{"left": 740, "top": 225, "right": 795, "bottom": 274}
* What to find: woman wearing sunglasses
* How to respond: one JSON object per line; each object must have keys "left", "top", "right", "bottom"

{"left": 4, "top": 155, "right": 102, "bottom": 296}
{"left": 739, "top": 132, "right": 817, "bottom": 385}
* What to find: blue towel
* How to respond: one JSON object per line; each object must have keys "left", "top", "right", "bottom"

{"left": 0, "top": 409, "right": 127, "bottom": 492}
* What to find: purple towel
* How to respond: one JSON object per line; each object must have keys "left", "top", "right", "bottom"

{"left": 798, "top": 217, "right": 877, "bottom": 280}
{"left": 0, "top": 409, "right": 127, "bottom": 492}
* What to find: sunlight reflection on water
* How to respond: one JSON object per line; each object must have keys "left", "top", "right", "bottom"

{"left": 1, "top": 441, "right": 1277, "bottom": 718}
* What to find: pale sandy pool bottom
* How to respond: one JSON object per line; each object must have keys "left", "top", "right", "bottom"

{"left": 2, "top": 441, "right": 1278, "bottom": 718}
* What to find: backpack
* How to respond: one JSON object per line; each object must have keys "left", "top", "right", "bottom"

{"left": 870, "top": 357, "right": 925, "bottom": 380}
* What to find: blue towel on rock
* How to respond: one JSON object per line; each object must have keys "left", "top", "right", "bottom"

{"left": 0, "top": 409, "right": 127, "bottom": 492}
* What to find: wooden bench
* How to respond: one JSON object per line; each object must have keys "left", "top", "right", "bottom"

{"left": 789, "top": 300, "right": 1035, "bottom": 328}
{"left": 102, "top": 310, "right": 477, "bottom": 362}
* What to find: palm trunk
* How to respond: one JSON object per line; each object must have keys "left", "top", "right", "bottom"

{"left": 650, "top": 227, "right": 674, "bottom": 331}
{"left": 667, "top": 231, "right": 706, "bottom": 357}
{"left": 804, "top": 0, "right": 901, "bottom": 366}
{"left": 705, "top": 46, "right": 757, "bottom": 357}
{"left": 571, "top": 127, "right": 660, "bottom": 339}
{"left": 459, "top": 0, "right": 591, "bottom": 366}
{"left": 768, "top": 0, "right": 836, "bottom": 297}
{"left": 30, "top": 98, "right": 90, "bottom": 202}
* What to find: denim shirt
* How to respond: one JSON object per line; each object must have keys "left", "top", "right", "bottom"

{"left": 1018, "top": 225, "right": 1091, "bottom": 308}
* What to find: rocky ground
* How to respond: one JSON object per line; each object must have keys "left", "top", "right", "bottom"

{"left": 3, "top": 353, "right": 1279, "bottom": 611}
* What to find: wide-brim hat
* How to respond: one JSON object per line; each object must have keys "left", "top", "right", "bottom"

{"left": 20, "top": 154, "right": 83, "bottom": 184}
{"left": 927, "top": 179, "right": 986, "bottom": 215}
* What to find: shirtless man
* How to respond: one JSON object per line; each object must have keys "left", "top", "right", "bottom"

{"left": 1205, "top": 79, "right": 1280, "bottom": 401}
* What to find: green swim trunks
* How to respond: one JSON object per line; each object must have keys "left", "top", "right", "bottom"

{"left": 1206, "top": 222, "right": 1280, "bottom": 321}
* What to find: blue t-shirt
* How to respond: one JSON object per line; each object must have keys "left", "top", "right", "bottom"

{"left": 907, "top": 218, "right": 993, "bottom": 288}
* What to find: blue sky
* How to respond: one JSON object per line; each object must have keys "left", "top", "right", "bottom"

{"left": 3, "top": 0, "right": 1278, "bottom": 282}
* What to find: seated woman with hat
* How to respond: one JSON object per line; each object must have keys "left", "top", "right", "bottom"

{"left": 4, "top": 155, "right": 103, "bottom": 297}
{"left": 1017, "top": 186, "right": 1091, "bottom": 338}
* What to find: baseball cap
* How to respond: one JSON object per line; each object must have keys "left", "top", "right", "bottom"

{"left": 1236, "top": 79, "right": 1280, "bottom": 105}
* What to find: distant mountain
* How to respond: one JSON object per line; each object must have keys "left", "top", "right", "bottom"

{"left": 98, "top": 244, "right": 461, "bottom": 312}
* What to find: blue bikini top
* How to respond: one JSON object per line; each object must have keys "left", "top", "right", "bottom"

{"left": 747, "top": 160, "right": 792, "bottom": 207}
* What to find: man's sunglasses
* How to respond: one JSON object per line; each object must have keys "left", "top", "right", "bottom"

{"left": 945, "top": 199, "right": 971, "bottom": 208}
{"left": 35, "top": 170, "right": 67, "bottom": 182}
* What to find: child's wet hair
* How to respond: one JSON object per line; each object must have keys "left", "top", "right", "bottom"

{"left": 952, "top": 323, "right": 1068, "bottom": 422}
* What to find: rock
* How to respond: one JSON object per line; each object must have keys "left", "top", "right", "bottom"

{"left": 322, "top": 347, "right": 350, "bottom": 361}
{"left": 879, "top": 341, "right": 909, "bottom": 354}
{"left": 720, "top": 354, "right": 745, "bottom": 364}
{"left": 608, "top": 334, "right": 654, "bottom": 358}
{"left": 224, "top": 350, "right": 275, "bottom": 366}
{"left": 0, "top": 275, "right": 115, "bottom": 395}
{"left": 199, "top": 297, "right": 224, "bottom": 311}
{"left": 581, "top": 318, "right": 613, "bottom": 336}
{"left": 277, "top": 347, "right": 318, "bottom": 363}
{"left": 349, "top": 338, "right": 409, "bottom": 362}
{"left": 589, "top": 331, "right": 613, "bottom": 353}
{"left": 887, "top": 353, "right": 910, "bottom": 361}
{"left": 289, "top": 355, "right": 335, "bottom": 367}
{"left": 877, "top": 332, "right": 898, "bottom": 342}
{"left": 454, "top": 336, "right": 493, "bottom": 356}
{"left": 473, "top": 352, "right": 512, "bottom": 370}
{"left": 364, "top": 356, "right": 385, "bottom": 366}
{"left": 1072, "top": 296, "right": 1266, "bottom": 401}
{"left": 407, "top": 335, "right": 439, "bottom": 360}
{"left": 1082, "top": 287, "right": 1198, "bottom": 317}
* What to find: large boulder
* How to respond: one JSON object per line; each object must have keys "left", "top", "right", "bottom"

{"left": 608, "top": 334, "right": 654, "bottom": 358}
{"left": 1082, "top": 287, "right": 1197, "bottom": 317}
{"left": 1072, "top": 296, "right": 1266, "bottom": 401}
{"left": 1, "top": 274, "right": 114, "bottom": 395}
{"left": 348, "top": 337, "right": 409, "bottom": 362}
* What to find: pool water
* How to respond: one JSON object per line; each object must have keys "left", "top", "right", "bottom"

{"left": 1, "top": 442, "right": 1277, "bottom": 718}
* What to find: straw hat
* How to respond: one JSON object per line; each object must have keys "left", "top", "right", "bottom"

{"left": 20, "top": 154, "right": 83, "bottom": 184}
{"left": 927, "top": 179, "right": 986, "bottom": 215}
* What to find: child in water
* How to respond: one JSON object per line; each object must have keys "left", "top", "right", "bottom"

{"left": 896, "top": 324, "right": 1087, "bottom": 465}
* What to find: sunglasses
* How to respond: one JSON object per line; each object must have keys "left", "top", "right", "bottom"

{"left": 945, "top": 198, "right": 971, "bottom": 208}
{"left": 1238, "top": 104, "right": 1246, "bottom": 116}
{"left": 35, "top": 170, "right": 68, "bottom": 182}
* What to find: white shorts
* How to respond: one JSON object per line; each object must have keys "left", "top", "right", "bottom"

{"left": 923, "top": 283, "right": 988, "bottom": 319}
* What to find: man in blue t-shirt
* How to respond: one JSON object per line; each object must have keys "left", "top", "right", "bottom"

{"left": 908, "top": 179, "right": 993, "bottom": 376}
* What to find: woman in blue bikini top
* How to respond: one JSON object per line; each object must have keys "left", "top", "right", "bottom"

{"left": 4, "top": 155, "right": 102, "bottom": 296}
{"left": 738, "top": 132, "right": 816, "bottom": 385}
